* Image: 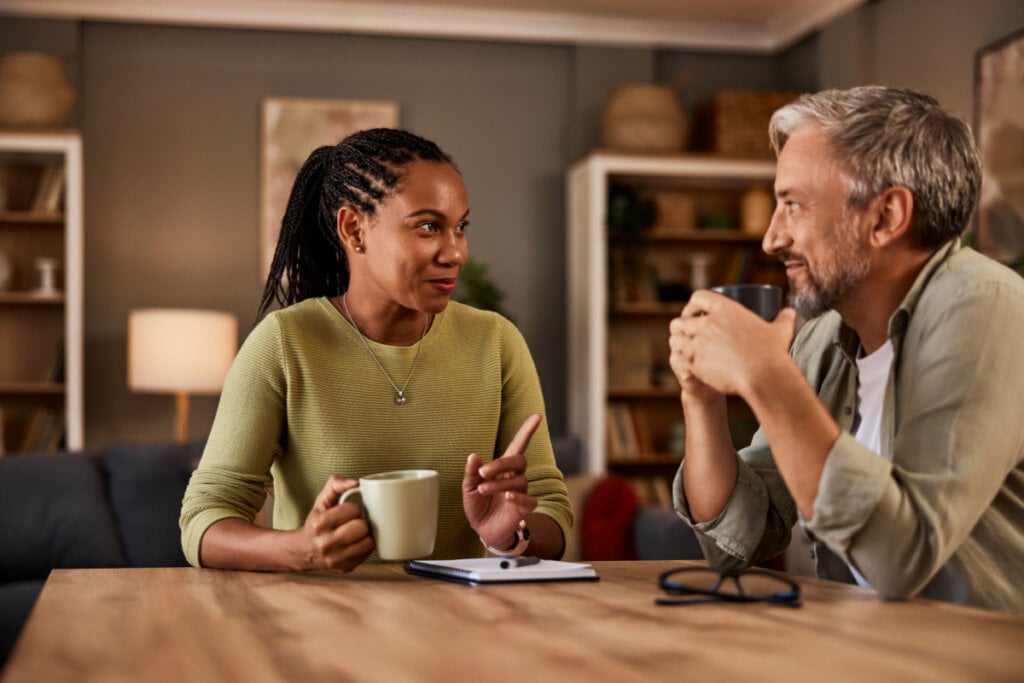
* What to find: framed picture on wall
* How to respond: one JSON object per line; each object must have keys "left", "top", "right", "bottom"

{"left": 975, "top": 27, "right": 1024, "bottom": 272}
{"left": 259, "top": 97, "right": 400, "bottom": 280}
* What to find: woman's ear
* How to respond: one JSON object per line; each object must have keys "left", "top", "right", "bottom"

{"left": 336, "top": 205, "right": 366, "bottom": 254}
{"left": 869, "top": 186, "right": 914, "bottom": 248}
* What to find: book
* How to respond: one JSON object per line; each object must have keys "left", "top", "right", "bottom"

{"left": 31, "top": 164, "right": 64, "bottom": 213}
{"left": 404, "top": 558, "right": 598, "bottom": 585}
{"left": 605, "top": 404, "right": 625, "bottom": 460}
{"left": 650, "top": 476, "right": 674, "bottom": 510}
{"left": 609, "top": 402, "right": 639, "bottom": 460}
{"left": 41, "top": 339, "right": 65, "bottom": 382}
{"left": 37, "top": 409, "right": 65, "bottom": 452}
{"left": 629, "top": 405, "right": 653, "bottom": 456}
{"left": 19, "top": 408, "right": 47, "bottom": 453}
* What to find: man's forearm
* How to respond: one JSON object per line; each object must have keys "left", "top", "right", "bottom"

{"left": 741, "top": 355, "right": 839, "bottom": 519}
{"left": 680, "top": 392, "right": 739, "bottom": 522}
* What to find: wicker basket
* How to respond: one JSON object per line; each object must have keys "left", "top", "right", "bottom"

{"left": 650, "top": 191, "right": 696, "bottom": 234}
{"left": 692, "top": 90, "right": 799, "bottom": 159}
{"left": 602, "top": 84, "right": 687, "bottom": 153}
{"left": 0, "top": 52, "right": 74, "bottom": 128}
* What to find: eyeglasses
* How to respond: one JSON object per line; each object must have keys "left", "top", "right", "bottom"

{"left": 656, "top": 567, "right": 802, "bottom": 608}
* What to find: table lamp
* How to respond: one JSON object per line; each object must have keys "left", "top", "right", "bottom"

{"left": 128, "top": 308, "right": 238, "bottom": 443}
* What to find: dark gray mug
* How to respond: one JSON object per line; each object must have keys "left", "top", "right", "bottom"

{"left": 709, "top": 284, "right": 782, "bottom": 321}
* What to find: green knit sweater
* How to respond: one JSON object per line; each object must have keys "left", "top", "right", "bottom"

{"left": 180, "top": 298, "right": 572, "bottom": 566}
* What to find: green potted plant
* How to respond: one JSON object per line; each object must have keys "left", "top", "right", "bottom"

{"left": 454, "top": 258, "right": 514, "bottom": 322}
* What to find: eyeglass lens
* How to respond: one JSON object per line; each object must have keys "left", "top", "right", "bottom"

{"left": 664, "top": 568, "right": 796, "bottom": 599}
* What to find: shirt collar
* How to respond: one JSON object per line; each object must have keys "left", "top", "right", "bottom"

{"left": 831, "top": 239, "right": 961, "bottom": 358}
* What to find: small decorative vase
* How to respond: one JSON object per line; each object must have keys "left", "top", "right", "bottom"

{"left": 34, "top": 257, "right": 60, "bottom": 295}
{"left": 740, "top": 184, "right": 774, "bottom": 236}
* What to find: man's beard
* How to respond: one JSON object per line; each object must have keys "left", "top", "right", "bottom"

{"left": 785, "top": 219, "right": 870, "bottom": 320}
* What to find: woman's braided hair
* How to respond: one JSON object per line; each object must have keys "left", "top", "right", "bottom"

{"left": 257, "top": 128, "right": 455, "bottom": 320}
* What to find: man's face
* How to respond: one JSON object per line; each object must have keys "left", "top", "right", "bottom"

{"left": 763, "top": 126, "right": 871, "bottom": 319}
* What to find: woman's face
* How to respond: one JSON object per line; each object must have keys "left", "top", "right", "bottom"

{"left": 354, "top": 160, "right": 470, "bottom": 316}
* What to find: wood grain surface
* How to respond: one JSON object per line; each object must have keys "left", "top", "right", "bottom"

{"left": 3, "top": 562, "right": 1022, "bottom": 683}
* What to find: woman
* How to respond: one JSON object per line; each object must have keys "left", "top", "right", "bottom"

{"left": 179, "top": 128, "right": 571, "bottom": 571}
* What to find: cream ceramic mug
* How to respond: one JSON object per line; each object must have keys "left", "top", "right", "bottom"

{"left": 338, "top": 469, "right": 439, "bottom": 560}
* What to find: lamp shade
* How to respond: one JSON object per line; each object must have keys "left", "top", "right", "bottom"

{"left": 128, "top": 308, "right": 238, "bottom": 395}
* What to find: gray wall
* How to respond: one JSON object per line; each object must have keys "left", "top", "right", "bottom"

{"left": 1, "top": 18, "right": 795, "bottom": 447}
{"left": 80, "top": 23, "right": 575, "bottom": 445}
{"left": 818, "top": 0, "right": 1024, "bottom": 121}
{"left": 4, "top": 0, "right": 1021, "bottom": 449}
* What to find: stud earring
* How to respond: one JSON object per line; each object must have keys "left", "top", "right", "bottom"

{"left": 355, "top": 245, "right": 365, "bottom": 253}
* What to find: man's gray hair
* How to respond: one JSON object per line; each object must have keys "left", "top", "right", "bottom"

{"left": 769, "top": 86, "right": 981, "bottom": 248}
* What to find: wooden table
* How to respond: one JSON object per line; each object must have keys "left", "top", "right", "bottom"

{"left": 3, "top": 562, "right": 1022, "bottom": 682}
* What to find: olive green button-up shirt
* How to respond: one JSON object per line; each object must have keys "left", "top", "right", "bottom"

{"left": 674, "top": 241, "right": 1024, "bottom": 612}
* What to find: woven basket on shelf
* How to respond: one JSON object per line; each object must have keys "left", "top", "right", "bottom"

{"left": 602, "top": 84, "right": 688, "bottom": 154}
{"left": 693, "top": 90, "right": 799, "bottom": 159}
{"left": 0, "top": 52, "right": 74, "bottom": 128}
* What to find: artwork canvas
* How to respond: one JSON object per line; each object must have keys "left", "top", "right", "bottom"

{"left": 975, "top": 28, "right": 1024, "bottom": 270}
{"left": 260, "top": 98, "right": 399, "bottom": 279}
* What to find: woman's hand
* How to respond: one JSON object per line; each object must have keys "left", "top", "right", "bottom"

{"left": 463, "top": 413, "right": 541, "bottom": 551}
{"left": 289, "top": 475, "right": 374, "bottom": 572}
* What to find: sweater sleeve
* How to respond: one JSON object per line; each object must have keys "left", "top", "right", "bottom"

{"left": 494, "top": 316, "right": 573, "bottom": 548}
{"left": 179, "top": 316, "right": 286, "bottom": 567}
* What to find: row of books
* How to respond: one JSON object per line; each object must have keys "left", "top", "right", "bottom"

{"left": 605, "top": 401, "right": 653, "bottom": 461}
{"left": 627, "top": 476, "right": 674, "bottom": 510}
{"left": 31, "top": 164, "right": 66, "bottom": 214}
{"left": 0, "top": 161, "right": 65, "bottom": 214}
{"left": 19, "top": 407, "right": 65, "bottom": 453}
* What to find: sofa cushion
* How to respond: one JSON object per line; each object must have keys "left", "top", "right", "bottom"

{"left": 562, "top": 473, "right": 601, "bottom": 561}
{"left": 102, "top": 442, "right": 203, "bottom": 567}
{"left": 0, "top": 579, "right": 45, "bottom": 666}
{"left": 0, "top": 452, "right": 126, "bottom": 581}
{"left": 633, "top": 505, "right": 704, "bottom": 561}
{"left": 551, "top": 435, "right": 585, "bottom": 477}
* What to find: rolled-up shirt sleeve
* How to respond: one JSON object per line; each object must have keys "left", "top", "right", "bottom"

{"left": 806, "top": 275, "right": 1024, "bottom": 600}
{"left": 673, "top": 426, "right": 797, "bottom": 574}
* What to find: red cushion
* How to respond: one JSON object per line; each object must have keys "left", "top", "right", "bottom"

{"left": 580, "top": 475, "right": 638, "bottom": 561}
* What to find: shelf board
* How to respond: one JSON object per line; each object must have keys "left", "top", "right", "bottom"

{"left": 607, "top": 386, "right": 680, "bottom": 399}
{"left": 0, "top": 210, "right": 64, "bottom": 224}
{"left": 0, "top": 381, "right": 66, "bottom": 395}
{"left": 646, "top": 229, "right": 765, "bottom": 243}
{"left": 608, "top": 454, "right": 682, "bottom": 466}
{"left": 0, "top": 292, "right": 65, "bottom": 305}
{"left": 610, "top": 302, "right": 683, "bottom": 316}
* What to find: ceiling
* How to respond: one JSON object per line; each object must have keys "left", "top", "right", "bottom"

{"left": 0, "top": 0, "right": 869, "bottom": 53}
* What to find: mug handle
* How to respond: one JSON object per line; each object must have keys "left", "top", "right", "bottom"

{"left": 338, "top": 487, "right": 364, "bottom": 515}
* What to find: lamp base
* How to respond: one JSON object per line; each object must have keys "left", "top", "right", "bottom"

{"left": 175, "top": 392, "right": 190, "bottom": 444}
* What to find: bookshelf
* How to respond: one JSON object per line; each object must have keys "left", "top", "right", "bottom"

{"left": 567, "top": 151, "right": 781, "bottom": 506}
{"left": 0, "top": 130, "right": 83, "bottom": 454}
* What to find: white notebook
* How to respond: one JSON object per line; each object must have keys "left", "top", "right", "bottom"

{"left": 405, "top": 557, "right": 598, "bottom": 585}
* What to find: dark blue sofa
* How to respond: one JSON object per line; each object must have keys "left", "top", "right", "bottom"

{"left": 0, "top": 441, "right": 204, "bottom": 665}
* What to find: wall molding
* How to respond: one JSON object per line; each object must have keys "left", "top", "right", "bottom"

{"left": 0, "top": 0, "right": 866, "bottom": 53}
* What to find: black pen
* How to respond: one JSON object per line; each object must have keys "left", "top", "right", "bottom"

{"left": 500, "top": 555, "right": 541, "bottom": 569}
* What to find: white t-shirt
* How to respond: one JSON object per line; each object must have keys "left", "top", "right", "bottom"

{"left": 849, "top": 339, "right": 894, "bottom": 588}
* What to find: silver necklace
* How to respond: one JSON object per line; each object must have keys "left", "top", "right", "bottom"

{"left": 341, "top": 293, "right": 428, "bottom": 406}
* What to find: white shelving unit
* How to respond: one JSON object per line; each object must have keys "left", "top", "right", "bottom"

{"left": 0, "top": 130, "right": 84, "bottom": 452}
{"left": 567, "top": 151, "right": 776, "bottom": 476}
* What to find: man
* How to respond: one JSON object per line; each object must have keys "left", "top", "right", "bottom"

{"left": 668, "top": 86, "right": 1024, "bottom": 612}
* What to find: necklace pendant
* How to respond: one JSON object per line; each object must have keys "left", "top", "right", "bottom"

{"left": 395, "top": 392, "right": 407, "bottom": 406}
